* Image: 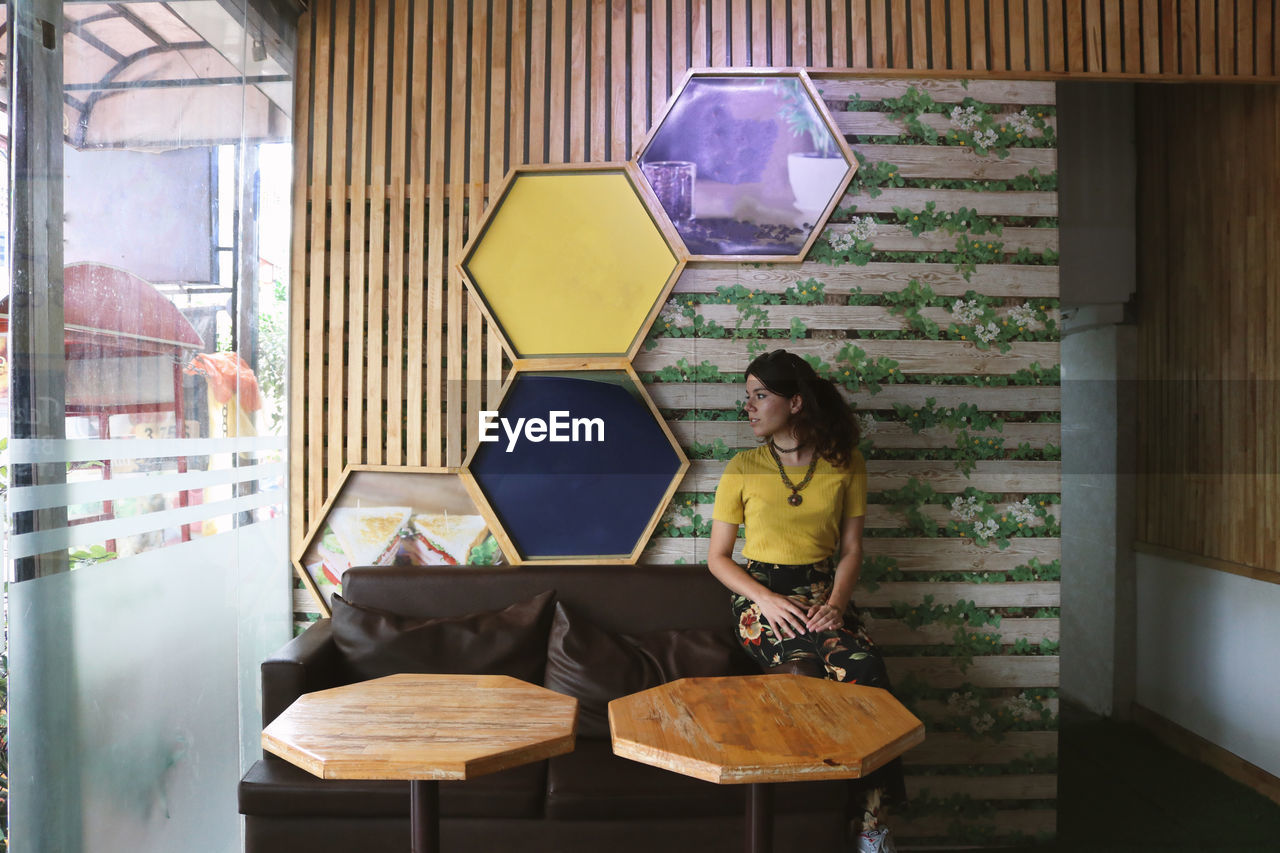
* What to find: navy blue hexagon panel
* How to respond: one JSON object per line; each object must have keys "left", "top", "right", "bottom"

{"left": 464, "top": 368, "right": 687, "bottom": 562}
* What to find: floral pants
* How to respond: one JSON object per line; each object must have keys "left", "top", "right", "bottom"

{"left": 731, "top": 558, "right": 890, "bottom": 687}
{"left": 731, "top": 557, "right": 906, "bottom": 814}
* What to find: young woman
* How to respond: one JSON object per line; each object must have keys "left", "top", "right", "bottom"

{"left": 707, "top": 349, "right": 903, "bottom": 853}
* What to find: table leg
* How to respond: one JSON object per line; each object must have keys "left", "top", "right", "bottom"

{"left": 410, "top": 779, "right": 440, "bottom": 853}
{"left": 745, "top": 782, "right": 774, "bottom": 853}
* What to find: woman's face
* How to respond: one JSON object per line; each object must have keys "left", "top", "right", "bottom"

{"left": 744, "top": 374, "right": 800, "bottom": 440}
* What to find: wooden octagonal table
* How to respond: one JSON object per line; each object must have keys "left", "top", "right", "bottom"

{"left": 262, "top": 673, "right": 577, "bottom": 853}
{"left": 609, "top": 674, "right": 923, "bottom": 853}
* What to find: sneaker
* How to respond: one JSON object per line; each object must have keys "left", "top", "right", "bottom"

{"left": 856, "top": 826, "right": 897, "bottom": 853}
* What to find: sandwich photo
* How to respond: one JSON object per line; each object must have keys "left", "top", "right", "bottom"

{"left": 313, "top": 505, "right": 412, "bottom": 585}
{"left": 399, "top": 513, "right": 490, "bottom": 565}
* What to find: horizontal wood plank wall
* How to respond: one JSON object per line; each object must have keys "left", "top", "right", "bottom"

{"left": 637, "top": 77, "right": 1061, "bottom": 844}
{"left": 1135, "top": 84, "right": 1280, "bottom": 578}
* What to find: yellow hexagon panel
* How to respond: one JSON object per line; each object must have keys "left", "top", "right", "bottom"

{"left": 460, "top": 165, "right": 684, "bottom": 359}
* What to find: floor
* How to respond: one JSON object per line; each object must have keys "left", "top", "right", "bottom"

{"left": 1006, "top": 705, "right": 1280, "bottom": 852}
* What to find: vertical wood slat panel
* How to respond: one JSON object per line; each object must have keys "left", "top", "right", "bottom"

{"left": 690, "top": 0, "right": 709, "bottom": 68}
{"left": 530, "top": 1, "right": 548, "bottom": 163}
{"left": 769, "top": 0, "right": 787, "bottom": 66}
{"left": 610, "top": 0, "right": 627, "bottom": 160}
{"left": 591, "top": 0, "right": 608, "bottom": 161}
{"left": 466, "top": 1, "right": 489, "bottom": 458}
{"left": 1085, "top": 0, "right": 1105, "bottom": 71}
{"left": 949, "top": 0, "right": 968, "bottom": 69}
{"left": 929, "top": 0, "right": 948, "bottom": 68}
{"left": 790, "top": 0, "right": 807, "bottom": 66}
{"left": 1181, "top": 0, "right": 1199, "bottom": 74}
{"left": 1237, "top": 0, "right": 1254, "bottom": 75}
{"left": 891, "top": 0, "right": 909, "bottom": 69}
{"left": 1122, "top": 0, "right": 1140, "bottom": 73}
{"left": 384, "top": 0, "right": 411, "bottom": 467}
{"left": 1027, "top": 0, "right": 1046, "bottom": 71}
{"left": 751, "top": 0, "right": 771, "bottom": 66}
{"left": 851, "top": 0, "right": 869, "bottom": 67}
{"left": 446, "top": 0, "right": 468, "bottom": 467}
{"left": 1137, "top": 84, "right": 1280, "bottom": 574}
{"left": 711, "top": 0, "right": 729, "bottom": 66}
{"left": 651, "top": 0, "right": 668, "bottom": 123}
{"left": 911, "top": 0, "right": 930, "bottom": 69}
{"left": 1010, "top": 0, "right": 1027, "bottom": 70}
{"left": 549, "top": 0, "right": 567, "bottom": 163}
{"left": 988, "top": 0, "right": 1006, "bottom": 71}
{"left": 872, "top": 0, "right": 890, "bottom": 66}
{"left": 327, "top": 0, "right": 350, "bottom": 482}
{"left": 365, "top": 2, "right": 390, "bottom": 467}
{"left": 631, "top": 1, "right": 649, "bottom": 156}
{"left": 812, "top": 0, "right": 829, "bottom": 67}
{"left": 288, "top": 6, "right": 312, "bottom": 549}
{"left": 406, "top": 0, "right": 430, "bottom": 466}
{"left": 968, "top": 0, "right": 987, "bottom": 70}
{"left": 1100, "top": 0, "right": 1119, "bottom": 72}
{"left": 571, "top": 0, "right": 588, "bottom": 162}
{"left": 426, "top": 0, "right": 446, "bottom": 465}
{"left": 326, "top": 0, "right": 350, "bottom": 484}
{"left": 731, "top": 0, "right": 750, "bottom": 65}
{"left": 1064, "top": 0, "right": 1085, "bottom": 71}
{"left": 1260, "top": 0, "right": 1275, "bottom": 76}
{"left": 1218, "top": 0, "right": 1234, "bottom": 75}
{"left": 1199, "top": 0, "right": 1216, "bottom": 74}
{"left": 347, "top": 2, "right": 370, "bottom": 468}
{"left": 1144, "top": 0, "right": 1162, "bottom": 73}
{"left": 306, "top": 0, "right": 331, "bottom": 514}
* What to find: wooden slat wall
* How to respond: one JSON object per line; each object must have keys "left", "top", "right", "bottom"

{"left": 290, "top": 0, "right": 1280, "bottom": 557}
{"left": 1136, "top": 84, "right": 1280, "bottom": 578}
{"left": 282, "top": 3, "right": 1276, "bottom": 837}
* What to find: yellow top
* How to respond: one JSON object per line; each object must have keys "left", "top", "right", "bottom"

{"left": 712, "top": 445, "right": 867, "bottom": 564}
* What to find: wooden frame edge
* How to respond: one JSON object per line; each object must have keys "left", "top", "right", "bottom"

{"left": 293, "top": 464, "right": 472, "bottom": 614}
{"left": 1133, "top": 541, "right": 1280, "bottom": 586}
{"left": 1132, "top": 703, "right": 1280, "bottom": 808}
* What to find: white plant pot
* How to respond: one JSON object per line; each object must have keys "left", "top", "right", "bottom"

{"left": 787, "top": 153, "right": 848, "bottom": 218}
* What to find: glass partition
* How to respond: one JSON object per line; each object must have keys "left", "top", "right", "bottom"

{"left": 3, "top": 1, "right": 295, "bottom": 849}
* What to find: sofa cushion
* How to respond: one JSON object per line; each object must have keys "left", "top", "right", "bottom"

{"left": 331, "top": 588, "right": 556, "bottom": 683}
{"left": 543, "top": 601, "right": 755, "bottom": 738}
{"left": 239, "top": 757, "right": 546, "bottom": 819}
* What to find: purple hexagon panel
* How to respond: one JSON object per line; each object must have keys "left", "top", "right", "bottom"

{"left": 638, "top": 72, "right": 854, "bottom": 259}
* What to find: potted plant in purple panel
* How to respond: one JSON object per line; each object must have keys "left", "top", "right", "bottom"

{"left": 776, "top": 80, "right": 848, "bottom": 220}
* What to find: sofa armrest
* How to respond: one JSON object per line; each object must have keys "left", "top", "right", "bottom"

{"left": 261, "top": 619, "right": 345, "bottom": 727}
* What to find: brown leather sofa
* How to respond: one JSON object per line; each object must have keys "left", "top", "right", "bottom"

{"left": 238, "top": 564, "right": 849, "bottom": 853}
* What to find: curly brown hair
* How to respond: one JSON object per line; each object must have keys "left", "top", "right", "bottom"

{"left": 745, "top": 349, "right": 860, "bottom": 469}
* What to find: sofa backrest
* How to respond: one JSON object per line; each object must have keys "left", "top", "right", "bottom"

{"left": 341, "top": 564, "right": 735, "bottom": 634}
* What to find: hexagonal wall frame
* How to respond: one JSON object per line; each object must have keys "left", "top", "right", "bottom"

{"left": 461, "top": 359, "right": 689, "bottom": 564}
{"left": 636, "top": 68, "right": 856, "bottom": 262}
{"left": 295, "top": 465, "right": 506, "bottom": 615}
{"left": 459, "top": 164, "right": 685, "bottom": 360}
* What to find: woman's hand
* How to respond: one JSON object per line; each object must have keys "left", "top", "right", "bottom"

{"left": 804, "top": 601, "right": 843, "bottom": 633}
{"left": 757, "top": 592, "right": 812, "bottom": 640}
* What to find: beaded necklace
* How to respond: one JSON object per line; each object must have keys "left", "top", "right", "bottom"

{"left": 767, "top": 442, "right": 818, "bottom": 507}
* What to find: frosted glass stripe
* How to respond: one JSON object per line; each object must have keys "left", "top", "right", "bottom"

{"left": 6, "top": 463, "right": 285, "bottom": 513}
{"left": 8, "top": 490, "right": 281, "bottom": 559}
{"left": 4, "top": 436, "right": 286, "bottom": 464}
